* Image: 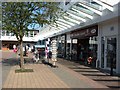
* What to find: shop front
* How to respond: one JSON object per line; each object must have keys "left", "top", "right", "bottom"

{"left": 2, "top": 41, "right": 19, "bottom": 50}
{"left": 70, "top": 25, "right": 98, "bottom": 67}
{"left": 57, "top": 34, "right": 66, "bottom": 58}
{"left": 98, "top": 18, "right": 119, "bottom": 74}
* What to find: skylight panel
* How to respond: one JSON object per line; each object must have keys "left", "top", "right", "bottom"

{"left": 92, "top": 0, "right": 113, "bottom": 11}
{"left": 66, "top": 12, "right": 86, "bottom": 22}
{"left": 64, "top": 16, "right": 80, "bottom": 24}
{"left": 58, "top": 18, "right": 76, "bottom": 26}
{"left": 78, "top": 2, "right": 102, "bottom": 15}
{"left": 71, "top": 7, "right": 93, "bottom": 19}
{"left": 56, "top": 21, "right": 72, "bottom": 28}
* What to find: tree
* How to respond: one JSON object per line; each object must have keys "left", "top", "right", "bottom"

{"left": 2, "top": 2, "right": 60, "bottom": 69}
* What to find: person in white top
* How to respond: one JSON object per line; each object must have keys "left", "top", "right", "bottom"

{"left": 13, "top": 44, "right": 16, "bottom": 49}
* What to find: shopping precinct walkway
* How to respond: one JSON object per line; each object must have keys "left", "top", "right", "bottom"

{"left": 1, "top": 50, "right": 118, "bottom": 89}
{"left": 2, "top": 63, "right": 108, "bottom": 88}
{"left": 57, "top": 58, "right": 120, "bottom": 89}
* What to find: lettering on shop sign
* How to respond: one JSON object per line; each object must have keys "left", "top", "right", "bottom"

{"left": 70, "top": 25, "right": 98, "bottom": 38}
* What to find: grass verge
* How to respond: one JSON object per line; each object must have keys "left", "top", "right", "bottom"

{"left": 15, "top": 68, "right": 33, "bottom": 73}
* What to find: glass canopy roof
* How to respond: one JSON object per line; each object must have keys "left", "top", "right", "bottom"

{"left": 35, "top": 0, "right": 118, "bottom": 40}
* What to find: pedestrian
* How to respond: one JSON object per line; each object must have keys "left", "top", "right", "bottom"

{"left": 13, "top": 44, "right": 16, "bottom": 52}
{"left": 48, "top": 51, "right": 52, "bottom": 62}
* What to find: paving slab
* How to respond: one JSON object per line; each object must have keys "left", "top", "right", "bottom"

{"left": 2, "top": 63, "right": 108, "bottom": 89}
{"left": 2, "top": 64, "right": 69, "bottom": 88}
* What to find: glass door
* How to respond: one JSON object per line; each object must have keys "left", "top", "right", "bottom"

{"left": 105, "top": 36, "right": 116, "bottom": 69}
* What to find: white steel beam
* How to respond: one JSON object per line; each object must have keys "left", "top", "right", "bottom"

{"left": 54, "top": 26, "right": 65, "bottom": 31}
{"left": 50, "top": 26, "right": 62, "bottom": 32}
{"left": 71, "top": 7, "right": 93, "bottom": 19}
{"left": 58, "top": 18, "right": 76, "bottom": 26}
{"left": 64, "top": 16, "right": 80, "bottom": 24}
{"left": 50, "top": 25, "right": 64, "bottom": 32}
{"left": 92, "top": 0, "right": 113, "bottom": 11}
{"left": 66, "top": 12, "right": 86, "bottom": 22}
{"left": 56, "top": 21, "right": 72, "bottom": 28}
{"left": 54, "top": 24, "right": 68, "bottom": 30}
{"left": 78, "top": 2, "right": 102, "bottom": 15}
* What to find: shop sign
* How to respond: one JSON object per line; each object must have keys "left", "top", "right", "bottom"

{"left": 70, "top": 26, "right": 98, "bottom": 38}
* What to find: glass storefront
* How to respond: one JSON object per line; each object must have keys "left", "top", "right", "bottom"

{"left": 101, "top": 37, "right": 105, "bottom": 68}
{"left": 70, "top": 39, "right": 77, "bottom": 60}
{"left": 66, "top": 43, "right": 71, "bottom": 60}
{"left": 77, "top": 36, "right": 97, "bottom": 66}
{"left": 70, "top": 25, "right": 98, "bottom": 67}
{"left": 57, "top": 35, "right": 66, "bottom": 58}
{"left": 101, "top": 36, "right": 116, "bottom": 69}
{"left": 106, "top": 37, "right": 116, "bottom": 69}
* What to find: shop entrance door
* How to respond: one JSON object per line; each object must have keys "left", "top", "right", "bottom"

{"left": 105, "top": 36, "right": 116, "bottom": 71}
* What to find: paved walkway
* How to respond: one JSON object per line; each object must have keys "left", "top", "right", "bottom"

{"left": 2, "top": 50, "right": 118, "bottom": 89}
{"left": 57, "top": 58, "right": 120, "bottom": 89}
{"left": 2, "top": 62, "right": 108, "bottom": 89}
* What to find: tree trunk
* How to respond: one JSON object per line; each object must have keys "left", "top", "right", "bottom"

{"left": 20, "top": 41, "right": 24, "bottom": 69}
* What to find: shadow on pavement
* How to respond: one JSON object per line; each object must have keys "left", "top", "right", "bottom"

{"left": 2, "top": 57, "right": 34, "bottom": 66}
{"left": 2, "top": 58, "right": 19, "bottom": 66}
{"left": 42, "top": 60, "right": 58, "bottom": 68}
{"left": 93, "top": 79, "right": 120, "bottom": 82}
{"left": 57, "top": 58, "right": 120, "bottom": 89}
{"left": 82, "top": 74, "right": 109, "bottom": 76}
{"left": 73, "top": 70, "right": 100, "bottom": 72}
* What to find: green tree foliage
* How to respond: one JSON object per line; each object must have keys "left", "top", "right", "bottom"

{"left": 2, "top": 2, "right": 60, "bottom": 69}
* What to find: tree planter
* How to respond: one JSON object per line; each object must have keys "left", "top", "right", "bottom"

{"left": 15, "top": 69, "right": 33, "bottom": 73}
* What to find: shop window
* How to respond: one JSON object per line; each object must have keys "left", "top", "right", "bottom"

{"left": 106, "top": 37, "right": 116, "bottom": 69}
{"left": 101, "top": 37, "right": 105, "bottom": 68}
{"left": 88, "top": 36, "right": 97, "bottom": 66}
